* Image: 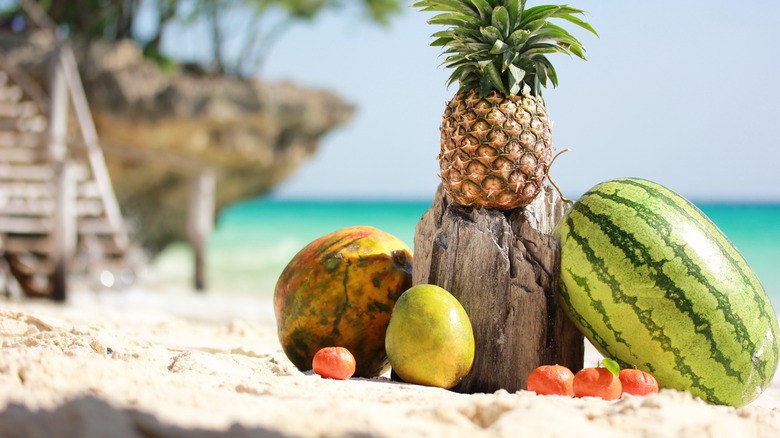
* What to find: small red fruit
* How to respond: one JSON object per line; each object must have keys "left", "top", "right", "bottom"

{"left": 619, "top": 369, "right": 659, "bottom": 396}
{"left": 312, "top": 347, "right": 356, "bottom": 380}
{"left": 526, "top": 365, "right": 575, "bottom": 396}
{"left": 573, "top": 367, "right": 622, "bottom": 400}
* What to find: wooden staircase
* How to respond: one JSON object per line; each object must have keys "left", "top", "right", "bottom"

{"left": 0, "top": 55, "right": 133, "bottom": 300}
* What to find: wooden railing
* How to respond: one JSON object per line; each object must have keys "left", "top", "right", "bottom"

{"left": 54, "top": 46, "right": 129, "bottom": 250}
{"left": 5, "top": 0, "right": 216, "bottom": 295}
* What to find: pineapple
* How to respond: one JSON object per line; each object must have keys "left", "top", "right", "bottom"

{"left": 414, "top": 0, "right": 597, "bottom": 209}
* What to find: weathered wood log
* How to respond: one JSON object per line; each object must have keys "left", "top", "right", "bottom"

{"left": 414, "top": 184, "right": 584, "bottom": 394}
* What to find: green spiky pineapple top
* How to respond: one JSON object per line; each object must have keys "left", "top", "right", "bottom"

{"left": 413, "top": 0, "right": 597, "bottom": 97}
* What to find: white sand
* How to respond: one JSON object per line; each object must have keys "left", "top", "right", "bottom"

{"left": 1, "top": 288, "right": 779, "bottom": 437}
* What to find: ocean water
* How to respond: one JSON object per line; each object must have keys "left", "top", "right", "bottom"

{"left": 149, "top": 200, "right": 430, "bottom": 296}
{"left": 150, "top": 199, "right": 780, "bottom": 311}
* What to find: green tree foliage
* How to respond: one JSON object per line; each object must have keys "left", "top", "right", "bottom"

{"left": 1, "top": 0, "right": 405, "bottom": 75}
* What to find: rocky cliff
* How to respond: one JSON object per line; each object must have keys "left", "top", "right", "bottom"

{"left": 1, "top": 32, "right": 355, "bottom": 254}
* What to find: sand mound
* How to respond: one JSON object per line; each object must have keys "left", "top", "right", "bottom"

{"left": 1, "top": 293, "right": 779, "bottom": 437}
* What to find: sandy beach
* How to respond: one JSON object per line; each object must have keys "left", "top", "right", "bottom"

{"left": 1, "top": 288, "right": 779, "bottom": 438}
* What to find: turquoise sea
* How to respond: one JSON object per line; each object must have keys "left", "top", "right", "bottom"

{"left": 151, "top": 199, "right": 780, "bottom": 311}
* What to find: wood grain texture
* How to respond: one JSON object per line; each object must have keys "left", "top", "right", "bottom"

{"left": 414, "top": 185, "right": 583, "bottom": 393}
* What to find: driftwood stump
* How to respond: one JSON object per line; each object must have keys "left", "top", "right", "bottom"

{"left": 414, "top": 185, "right": 584, "bottom": 394}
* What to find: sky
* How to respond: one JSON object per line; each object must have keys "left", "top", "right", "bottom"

{"left": 161, "top": 1, "right": 780, "bottom": 202}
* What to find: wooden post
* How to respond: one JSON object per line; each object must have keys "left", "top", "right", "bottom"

{"left": 0, "top": 238, "right": 13, "bottom": 298}
{"left": 414, "top": 185, "right": 584, "bottom": 394}
{"left": 188, "top": 169, "right": 215, "bottom": 291}
{"left": 48, "top": 49, "right": 76, "bottom": 302}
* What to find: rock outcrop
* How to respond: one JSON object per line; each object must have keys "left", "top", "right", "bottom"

{"left": 1, "top": 31, "right": 355, "bottom": 254}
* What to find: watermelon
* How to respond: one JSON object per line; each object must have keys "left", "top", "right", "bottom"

{"left": 554, "top": 177, "right": 779, "bottom": 407}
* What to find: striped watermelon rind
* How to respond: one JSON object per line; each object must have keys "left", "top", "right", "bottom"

{"left": 554, "top": 177, "right": 779, "bottom": 407}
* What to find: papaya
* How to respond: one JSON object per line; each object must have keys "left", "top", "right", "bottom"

{"left": 274, "top": 226, "right": 413, "bottom": 377}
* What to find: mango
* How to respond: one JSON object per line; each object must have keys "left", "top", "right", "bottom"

{"left": 385, "top": 284, "right": 475, "bottom": 389}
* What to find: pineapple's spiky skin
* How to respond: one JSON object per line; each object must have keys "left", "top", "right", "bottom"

{"left": 439, "top": 89, "right": 552, "bottom": 210}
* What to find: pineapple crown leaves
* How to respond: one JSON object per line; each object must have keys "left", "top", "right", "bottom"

{"left": 413, "top": 0, "right": 598, "bottom": 97}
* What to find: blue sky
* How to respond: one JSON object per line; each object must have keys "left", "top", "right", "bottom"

{"left": 166, "top": 1, "right": 780, "bottom": 201}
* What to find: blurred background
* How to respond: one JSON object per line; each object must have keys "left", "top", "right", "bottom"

{"left": 1, "top": 1, "right": 778, "bottom": 310}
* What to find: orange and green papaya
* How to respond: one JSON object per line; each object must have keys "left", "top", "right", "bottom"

{"left": 274, "top": 226, "right": 413, "bottom": 377}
